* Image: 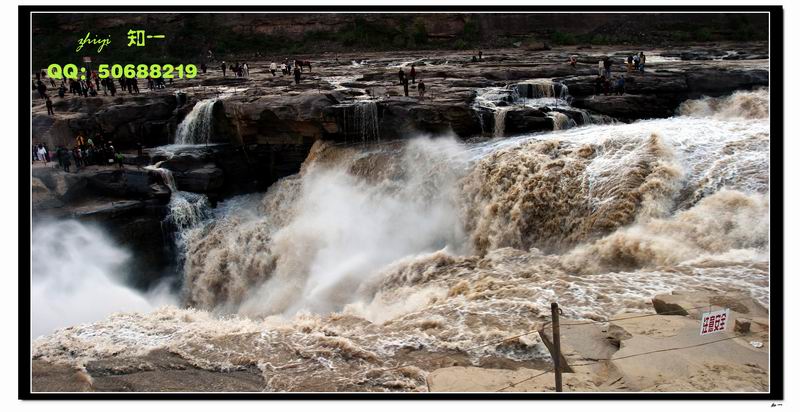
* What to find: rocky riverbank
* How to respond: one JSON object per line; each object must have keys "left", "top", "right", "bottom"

{"left": 31, "top": 291, "right": 769, "bottom": 392}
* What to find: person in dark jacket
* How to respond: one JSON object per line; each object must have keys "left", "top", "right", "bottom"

{"left": 37, "top": 81, "right": 47, "bottom": 100}
{"left": 45, "top": 97, "right": 54, "bottom": 115}
{"left": 410, "top": 64, "right": 416, "bottom": 84}
{"left": 293, "top": 66, "right": 302, "bottom": 84}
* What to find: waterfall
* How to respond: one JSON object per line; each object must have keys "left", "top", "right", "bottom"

{"left": 494, "top": 107, "right": 510, "bottom": 137}
{"left": 145, "top": 163, "right": 212, "bottom": 265}
{"left": 175, "top": 99, "right": 217, "bottom": 145}
{"left": 342, "top": 100, "right": 380, "bottom": 143}
{"left": 547, "top": 111, "right": 575, "bottom": 130}
{"left": 512, "top": 79, "right": 571, "bottom": 105}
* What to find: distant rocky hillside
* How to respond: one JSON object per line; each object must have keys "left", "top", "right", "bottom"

{"left": 32, "top": 12, "right": 767, "bottom": 67}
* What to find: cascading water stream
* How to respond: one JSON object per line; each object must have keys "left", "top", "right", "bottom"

{"left": 145, "top": 162, "right": 212, "bottom": 267}
{"left": 494, "top": 107, "right": 510, "bottom": 137}
{"left": 340, "top": 100, "right": 381, "bottom": 143}
{"left": 473, "top": 79, "right": 606, "bottom": 136}
{"left": 175, "top": 99, "right": 217, "bottom": 145}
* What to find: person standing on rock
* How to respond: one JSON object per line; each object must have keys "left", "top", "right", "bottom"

{"left": 60, "top": 147, "right": 71, "bottom": 172}
{"left": 638, "top": 52, "right": 646, "bottom": 72}
{"left": 294, "top": 66, "right": 302, "bottom": 85}
{"left": 221, "top": 61, "right": 227, "bottom": 77}
{"left": 75, "top": 133, "right": 85, "bottom": 148}
{"left": 398, "top": 68, "right": 405, "bottom": 85}
{"left": 615, "top": 75, "right": 626, "bottom": 95}
{"left": 594, "top": 75, "right": 605, "bottom": 95}
{"left": 270, "top": 62, "right": 277, "bottom": 76}
{"left": 45, "top": 96, "right": 54, "bottom": 116}
{"left": 37, "top": 144, "right": 47, "bottom": 163}
{"left": 72, "top": 147, "right": 82, "bottom": 171}
{"left": 627, "top": 55, "right": 634, "bottom": 72}
{"left": 402, "top": 75, "right": 409, "bottom": 97}
{"left": 242, "top": 62, "right": 249, "bottom": 78}
{"left": 418, "top": 81, "right": 426, "bottom": 101}
{"left": 603, "top": 57, "right": 612, "bottom": 79}
{"left": 479, "top": 50, "right": 483, "bottom": 61}
{"left": 36, "top": 81, "right": 47, "bottom": 100}
{"left": 410, "top": 64, "right": 416, "bottom": 84}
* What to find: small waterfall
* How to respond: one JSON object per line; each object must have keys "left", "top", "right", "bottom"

{"left": 175, "top": 99, "right": 217, "bottom": 145}
{"left": 494, "top": 107, "right": 510, "bottom": 137}
{"left": 581, "top": 111, "right": 593, "bottom": 125}
{"left": 146, "top": 163, "right": 212, "bottom": 266}
{"left": 512, "top": 80, "right": 571, "bottom": 105}
{"left": 547, "top": 111, "right": 575, "bottom": 131}
{"left": 341, "top": 100, "right": 380, "bottom": 143}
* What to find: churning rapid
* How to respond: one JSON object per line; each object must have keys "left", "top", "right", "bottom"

{"left": 33, "top": 89, "right": 770, "bottom": 391}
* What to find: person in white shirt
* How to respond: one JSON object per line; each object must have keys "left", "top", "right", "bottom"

{"left": 270, "top": 62, "right": 277, "bottom": 76}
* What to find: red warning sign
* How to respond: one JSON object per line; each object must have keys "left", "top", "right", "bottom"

{"left": 700, "top": 308, "right": 730, "bottom": 335}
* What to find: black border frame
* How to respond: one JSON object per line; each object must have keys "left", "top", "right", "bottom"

{"left": 18, "top": 4, "right": 784, "bottom": 401}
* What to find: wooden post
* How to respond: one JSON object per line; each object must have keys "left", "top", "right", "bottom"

{"left": 551, "top": 302, "right": 563, "bottom": 392}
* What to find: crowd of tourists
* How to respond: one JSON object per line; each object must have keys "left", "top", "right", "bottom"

{"left": 32, "top": 132, "right": 133, "bottom": 173}
{"left": 569, "top": 52, "right": 648, "bottom": 96}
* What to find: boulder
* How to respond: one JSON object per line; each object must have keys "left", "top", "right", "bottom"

{"left": 572, "top": 94, "right": 681, "bottom": 120}
{"left": 686, "top": 69, "right": 769, "bottom": 96}
{"left": 503, "top": 108, "right": 554, "bottom": 135}
{"left": 31, "top": 177, "right": 64, "bottom": 210}
{"left": 651, "top": 291, "right": 768, "bottom": 319}
{"left": 178, "top": 164, "right": 225, "bottom": 193}
{"left": 374, "top": 99, "right": 483, "bottom": 140}
{"left": 85, "top": 169, "right": 164, "bottom": 199}
{"left": 158, "top": 153, "right": 225, "bottom": 193}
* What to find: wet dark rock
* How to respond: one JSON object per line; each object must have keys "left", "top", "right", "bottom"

{"left": 573, "top": 94, "right": 681, "bottom": 121}
{"left": 375, "top": 99, "right": 482, "bottom": 140}
{"left": 503, "top": 108, "right": 554, "bottom": 135}
{"left": 86, "top": 169, "right": 166, "bottom": 199}
{"left": 685, "top": 69, "right": 769, "bottom": 96}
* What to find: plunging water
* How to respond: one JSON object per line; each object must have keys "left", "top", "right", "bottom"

{"left": 175, "top": 99, "right": 217, "bottom": 145}
{"left": 494, "top": 107, "right": 510, "bottom": 137}
{"left": 340, "top": 100, "right": 380, "bottom": 143}
{"left": 145, "top": 162, "right": 212, "bottom": 266}
{"left": 34, "top": 89, "right": 771, "bottom": 392}
{"left": 474, "top": 79, "right": 605, "bottom": 136}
